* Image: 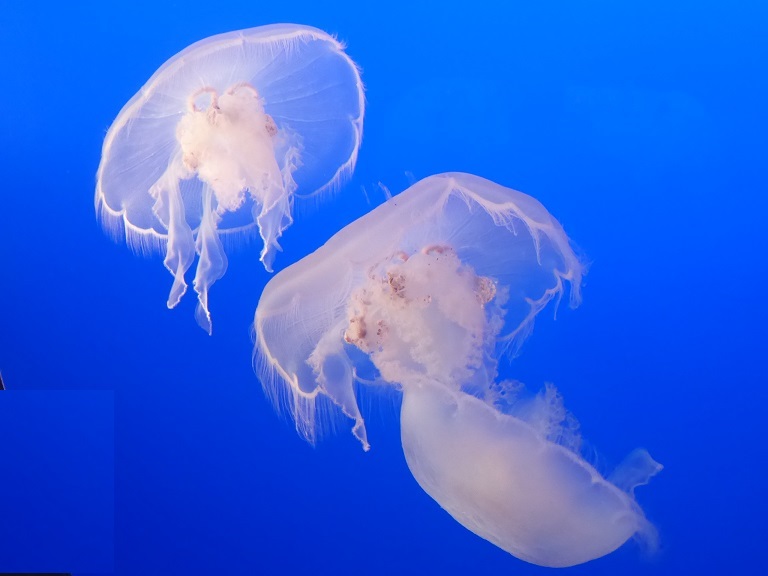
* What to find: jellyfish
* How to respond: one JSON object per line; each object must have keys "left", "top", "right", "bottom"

{"left": 254, "top": 173, "right": 662, "bottom": 567}
{"left": 96, "top": 24, "right": 364, "bottom": 333}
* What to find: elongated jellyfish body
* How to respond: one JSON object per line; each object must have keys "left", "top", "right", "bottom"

{"left": 401, "top": 382, "right": 661, "bottom": 567}
{"left": 254, "top": 172, "right": 661, "bottom": 566}
{"left": 96, "top": 24, "right": 364, "bottom": 332}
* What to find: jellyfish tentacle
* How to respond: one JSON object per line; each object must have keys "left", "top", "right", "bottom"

{"left": 149, "top": 159, "right": 195, "bottom": 309}
{"left": 255, "top": 145, "right": 300, "bottom": 272}
{"left": 165, "top": 188, "right": 196, "bottom": 309}
{"left": 193, "top": 183, "right": 228, "bottom": 334}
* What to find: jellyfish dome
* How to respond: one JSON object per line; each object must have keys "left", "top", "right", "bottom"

{"left": 254, "top": 173, "right": 661, "bottom": 567}
{"left": 96, "top": 24, "right": 364, "bottom": 333}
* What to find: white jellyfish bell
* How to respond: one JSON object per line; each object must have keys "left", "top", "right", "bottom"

{"left": 254, "top": 173, "right": 662, "bottom": 567}
{"left": 96, "top": 24, "right": 364, "bottom": 333}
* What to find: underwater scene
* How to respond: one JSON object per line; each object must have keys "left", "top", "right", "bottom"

{"left": 0, "top": 1, "right": 766, "bottom": 575}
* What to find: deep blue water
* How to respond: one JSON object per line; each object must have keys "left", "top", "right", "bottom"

{"left": 1, "top": 1, "right": 766, "bottom": 574}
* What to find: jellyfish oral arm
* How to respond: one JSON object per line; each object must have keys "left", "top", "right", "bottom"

{"left": 149, "top": 158, "right": 195, "bottom": 309}
{"left": 149, "top": 158, "right": 228, "bottom": 334}
{"left": 343, "top": 246, "right": 496, "bottom": 391}
{"left": 162, "top": 82, "right": 294, "bottom": 331}
{"left": 255, "top": 144, "right": 300, "bottom": 273}
{"left": 192, "top": 184, "right": 228, "bottom": 335}
{"left": 177, "top": 83, "right": 300, "bottom": 276}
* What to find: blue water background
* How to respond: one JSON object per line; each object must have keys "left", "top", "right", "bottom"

{"left": 1, "top": 1, "right": 766, "bottom": 574}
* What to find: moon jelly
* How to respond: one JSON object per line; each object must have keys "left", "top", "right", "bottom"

{"left": 254, "top": 173, "right": 661, "bottom": 567}
{"left": 96, "top": 24, "right": 364, "bottom": 333}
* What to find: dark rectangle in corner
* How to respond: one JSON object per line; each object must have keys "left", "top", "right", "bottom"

{"left": 0, "top": 391, "right": 114, "bottom": 574}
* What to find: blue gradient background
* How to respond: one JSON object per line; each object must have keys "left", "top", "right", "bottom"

{"left": 0, "top": 1, "right": 766, "bottom": 574}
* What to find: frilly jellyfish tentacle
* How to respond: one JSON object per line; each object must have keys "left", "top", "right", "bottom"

{"left": 193, "top": 184, "right": 227, "bottom": 334}
{"left": 256, "top": 144, "right": 300, "bottom": 272}
{"left": 499, "top": 271, "right": 568, "bottom": 356}
{"left": 609, "top": 448, "right": 664, "bottom": 496}
{"left": 308, "top": 319, "right": 370, "bottom": 450}
{"left": 148, "top": 154, "right": 196, "bottom": 309}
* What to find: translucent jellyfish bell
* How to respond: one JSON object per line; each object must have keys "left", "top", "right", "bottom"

{"left": 400, "top": 382, "right": 662, "bottom": 567}
{"left": 96, "top": 24, "right": 364, "bottom": 333}
{"left": 254, "top": 173, "right": 661, "bottom": 567}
